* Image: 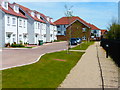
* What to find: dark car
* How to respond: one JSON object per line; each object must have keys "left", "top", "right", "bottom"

{"left": 76, "top": 38, "right": 82, "bottom": 44}
{"left": 70, "top": 38, "right": 77, "bottom": 45}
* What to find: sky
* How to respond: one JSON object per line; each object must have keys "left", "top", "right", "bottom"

{"left": 10, "top": 1, "right": 118, "bottom": 29}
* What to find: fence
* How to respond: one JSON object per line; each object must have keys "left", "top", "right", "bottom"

{"left": 100, "top": 39, "right": 120, "bottom": 67}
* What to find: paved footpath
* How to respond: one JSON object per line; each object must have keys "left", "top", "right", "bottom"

{"left": 2, "top": 41, "right": 67, "bottom": 70}
{"left": 58, "top": 42, "right": 119, "bottom": 88}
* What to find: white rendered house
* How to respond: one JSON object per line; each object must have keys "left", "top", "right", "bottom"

{"left": 0, "top": 1, "right": 28, "bottom": 46}
{"left": 18, "top": 3, "right": 47, "bottom": 44}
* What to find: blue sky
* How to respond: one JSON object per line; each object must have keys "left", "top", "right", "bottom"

{"left": 17, "top": 2, "right": 118, "bottom": 29}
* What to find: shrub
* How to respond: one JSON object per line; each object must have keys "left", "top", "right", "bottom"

{"left": 11, "top": 44, "right": 25, "bottom": 47}
{"left": 106, "top": 22, "right": 120, "bottom": 40}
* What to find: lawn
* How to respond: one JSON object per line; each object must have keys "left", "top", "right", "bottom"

{"left": 2, "top": 51, "right": 84, "bottom": 88}
{"left": 71, "top": 41, "right": 94, "bottom": 50}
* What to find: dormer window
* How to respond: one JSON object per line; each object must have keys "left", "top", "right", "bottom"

{"left": 2, "top": 1, "right": 8, "bottom": 10}
{"left": 37, "top": 14, "right": 40, "bottom": 19}
{"left": 47, "top": 17, "right": 50, "bottom": 22}
{"left": 31, "top": 12, "right": 35, "bottom": 17}
{"left": 14, "top": 5, "right": 19, "bottom": 13}
{"left": 82, "top": 28, "right": 86, "bottom": 32}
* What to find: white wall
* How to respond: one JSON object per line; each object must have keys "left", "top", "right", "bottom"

{"left": 4, "top": 14, "right": 28, "bottom": 45}
{"left": 41, "top": 23, "right": 46, "bottom": 42}
{"left": 5, "top": 14, "right": 17, "bottom": 44}
{"left": 18, "top": 17, "right": 28, "bottom": 44}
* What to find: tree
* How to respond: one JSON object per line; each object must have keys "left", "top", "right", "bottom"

{"left": 106, "top": 22, "right": 120, "bottom": 40}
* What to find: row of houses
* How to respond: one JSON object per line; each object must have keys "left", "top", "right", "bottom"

{"left": 0, "top": 1, "right": 108, "bottom": 47}
{"left": 0, "top": 1, "right": 57, "bottom": 47}
{"left": 54, "top": 17, "right": 108, "bottom": 41}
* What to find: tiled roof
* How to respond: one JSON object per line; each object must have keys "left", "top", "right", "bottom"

{"left": 54, "top": 16, "right": 89, "bottom": 26}
{"left": 54, "top": 16, "right": 102, "bottom": 29}
{"left": 87, "top": 23, "right": 100, "bottom": 30}
{"left": 15, "top": 3, "right": 55, "bottom": 25}
{"left": 15, "top": 3, "right": 45, "bottom": 23}
{"left": 0, "top": 3, "right": 27, "bottom": 19}
{"left": 101, "top": 29, "right": 108, "bottom": 35}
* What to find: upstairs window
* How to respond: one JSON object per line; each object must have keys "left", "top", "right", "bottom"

{"left": 38, "top": 23, "right": 40, "bottom": 29}
{"left": 57, "top": 25, "right": 60, "bottom": 28}
{"left": 7, "top": 16, "right": 10, "bottom": 25}
{"left": 64, "top": 25, "right": 66, "bottom": 28}
{"left": 58, "top": 31, "right": 61, "bottom": 33}
{"left": 12, "top": 18, "right": 16, "bottom": 25}
{"left": 82, "top": 28, "right": 86, "bottom": 32}
{"left": 23, "top": 20, "right": 26, "bottom": 28}
{"left": 14, "top": 5, "right": 19, "bottom": 13}
{"left": 37, "top": 14, "right": 40, "bottom": 19}
{"left": 4, "top": 2, "right": 7, "bottom": 8}
{"left": 3, "top": 1, "right": 8, "bottom": 10}
{"left": 31, "top": 12, "right": 35, "bottom": 17}
{"left": 19, "top": 19, "right": 22, "bottom": 26}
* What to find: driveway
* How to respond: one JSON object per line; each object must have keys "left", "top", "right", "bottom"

{"left": 2, "top": 41, "right": 67, "bottom": 69}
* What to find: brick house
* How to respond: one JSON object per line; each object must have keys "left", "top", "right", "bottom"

{"left": 54, "top": 16, "right": 91, "bottom": 41}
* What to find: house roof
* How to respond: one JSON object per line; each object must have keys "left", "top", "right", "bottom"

{"left": 15, "top": 3, "right": 55, "bottom": 25}
{"left": 0, "top": 3, "right": 27, "bottom": 19}
{"left": 54, "top": 16, "right": 102, "bottom": 29}
{"left": 66, "top": 19, "right": 90, "bottom": 28}
{"left": 15, "top": 3, "right": 46, "bottom": 23}
{"left": 87, "top": 23, "right": 100, "bottom": 30}
{"left": 54, "top": 16, "right": 89, "bottom": 26}
{"left": 101, "top": 29, "right": 108, "bottom": 35}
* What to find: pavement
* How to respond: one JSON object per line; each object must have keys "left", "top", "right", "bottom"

{"left": 2, "top": 41, "right": 67, "bottom": 70}
{"left": 58, "top": 42, "right": 119, "bottom": 88}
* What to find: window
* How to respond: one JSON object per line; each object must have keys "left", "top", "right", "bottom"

{"left": 19, "top": 19, "right": 22, "bottom": 26}
{"left": 12, "top": 18, "right": 16, "bottom": 25}
{"left": 15, "top": 6, "right": 18, "bottom": 11}
{"left": 82, "top": 28, "right": 86, "bottom": 32}
{"left": 57, "top": 25, "right": 60, "bottom": 28}
{"left": 23, "top": 20, "right": 25, "bottom": 28}
{"left": 58, "top": 31, "right": 61, "bottom": 33}
{"left": 64, "top": 25, "right": 66, "bottom": 28}
{"left": 51, "top": 34, "right": 52, "bottom": 37}
{"left": 36, "top": 22, "right": 37, "bottom": 29}
{"left": 40, "top": 17, "right": 43, "bottom": 20}
{"left": 38, "top": 23, "right": 40, "bottom": 29}
{"left": 7, "top": 16, "right": 10, "bottom": 25}
{"left": 4, "top": 2, "right": 7, "bottom": 8}
{"left": 64, "top": 31, "right": 66, "bottom": 35}
{"left": 82, "top": 36, "right": 86, "bottom": 40}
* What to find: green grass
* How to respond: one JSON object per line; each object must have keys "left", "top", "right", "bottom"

{"left": 71, "top": 41, "right": 95, "bottom": 50}
{"left": 2, "top": 51, "right": 84, "bottom": 88}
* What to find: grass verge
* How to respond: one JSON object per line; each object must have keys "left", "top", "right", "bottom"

{"left": 2, "top": 51, "right": 84, "bottom": 88}
{"left": 71, "top": 41, "right": 95, "bottom": 50}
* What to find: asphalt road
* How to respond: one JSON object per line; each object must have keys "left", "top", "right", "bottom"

{"left": 2, "top": 41, "right": 67, "bottom": 69}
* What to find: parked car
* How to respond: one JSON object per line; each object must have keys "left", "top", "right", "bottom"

{"left": 76, "top": 38, "right": 82, "bottom": 44}
{"left": 70, "top": 38, "right": 78, "bottom": 45}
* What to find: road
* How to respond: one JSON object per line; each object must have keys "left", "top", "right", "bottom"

{"left": 2, "top": 41, "right": 67, "bottom": 69}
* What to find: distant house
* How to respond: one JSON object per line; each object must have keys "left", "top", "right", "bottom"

{"left": 101, "top": 29, "right": 108, "bottom": 38}
{"left": 54, "top": 16, "right": 93, "bottom": 41}
{"left": 0, "top": 1, "right": 28, "bottom": 47}
{"left": 88, "top": 23, "right": 101, "bottom": 40}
